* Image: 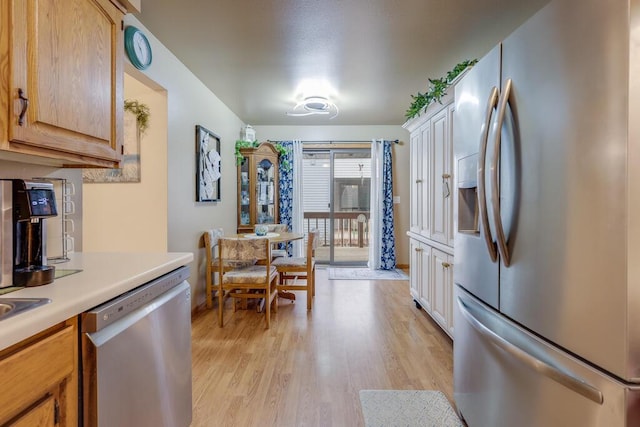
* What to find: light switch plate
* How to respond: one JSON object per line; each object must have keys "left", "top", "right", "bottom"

{"left": 393, "top": 196, "right": 400, "bottom": 204}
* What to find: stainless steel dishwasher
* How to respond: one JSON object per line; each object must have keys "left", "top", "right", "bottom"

{"left": 81, "top": 266, "right": 192, "bottom": 427}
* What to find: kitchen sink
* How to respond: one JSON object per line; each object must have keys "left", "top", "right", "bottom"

{"left": 0, "top": 298, "right": 51, "bottom": 321}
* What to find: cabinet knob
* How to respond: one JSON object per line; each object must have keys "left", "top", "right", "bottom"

{"left": 442, "top": 262, "right": 451, "bottom": 268}
{"left": 18, "top": 88, "right": 29, "bottom": 126}
{"left": 442, "top": 173, "right": 451, "bottom": 179}
{"left": 415, "top": 247, "right": 422, "bottom": 252}
{"left": 416, "top": 179, "right": 423, "bottom": 183}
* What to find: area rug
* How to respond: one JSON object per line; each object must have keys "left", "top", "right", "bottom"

{"left": 328, "top": 267, "right": 409, "bottom": 281}
{"left": 359, "top": 390, "right": 463, "bottom": 427}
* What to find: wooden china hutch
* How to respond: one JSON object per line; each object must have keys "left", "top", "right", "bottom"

{"left": 237, "top": 142, "right": 280, "bottom": 233}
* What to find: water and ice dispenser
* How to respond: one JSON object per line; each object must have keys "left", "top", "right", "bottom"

{"left": 457, "top": 153, "right": 480, "bottom": 234}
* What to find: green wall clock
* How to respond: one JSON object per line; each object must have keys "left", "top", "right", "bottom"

{"left": 124, "top": 26, "right": 152, "bottom": 70}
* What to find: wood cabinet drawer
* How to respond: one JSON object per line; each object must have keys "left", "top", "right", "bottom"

{"left": 0, "top": 323, "right": 75, "bottom": 422}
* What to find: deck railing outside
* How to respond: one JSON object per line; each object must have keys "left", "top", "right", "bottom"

{"left": 303, "top": 211, "right": 370, "bottom": 248}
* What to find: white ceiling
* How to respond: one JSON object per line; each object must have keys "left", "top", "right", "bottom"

{"left": 134, "top": 0, "right": 549, "bottom": 126}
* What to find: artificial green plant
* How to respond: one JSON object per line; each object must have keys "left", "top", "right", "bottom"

{"left": 235, "top": 140, "right": 291, "bottom": 171}
{"left": 405, "top": 59, "right": 478, "bottom": 120}
{"left": 124, "top": 99, "right": 151, "bottom": 134}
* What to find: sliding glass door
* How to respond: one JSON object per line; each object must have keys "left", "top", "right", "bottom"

{"left": 302, "top": 148, "right": 371, "bottom": 265}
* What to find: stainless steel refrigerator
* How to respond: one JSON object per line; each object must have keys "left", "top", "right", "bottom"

{"left": 453, "top": 0, "right": 640, "bottom": 425}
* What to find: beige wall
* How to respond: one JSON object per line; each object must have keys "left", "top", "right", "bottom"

{"left": 83, "top": 73, "right": 168, "bottom": 252}
{"left": 118, "top": 15, "right": 244, "bottom": 309}
{"left": 253, "top": 125, "right": 411, "bottom": 266}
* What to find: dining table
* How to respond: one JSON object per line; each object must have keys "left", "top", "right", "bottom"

{"left": 227, "top": 231, "right": 304, "bottom": 303}
{"left": 228, "top": 231, "right": 304, "bottom": 244}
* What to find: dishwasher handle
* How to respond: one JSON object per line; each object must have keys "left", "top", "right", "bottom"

{"left": 82, "top": 265, "right": 190, "bottom": 333}
{"left": 85, "top": 280, "right": 190, "bottom": 348}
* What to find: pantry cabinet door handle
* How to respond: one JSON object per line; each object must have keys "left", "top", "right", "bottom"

{"left": 442, "top": 174, "right": 451, "bottom": 198}
{"left": 18, "top": 88, "right": 29, "bottom": 126}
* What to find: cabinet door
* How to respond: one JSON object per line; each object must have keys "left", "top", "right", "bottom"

{"left": 409, "top": 238, "right": 421, "bottom": 300}
{"left": 0, "top": 320, "right": 77, "bottom": 426}
{"left": 446, "top": 104, "right": 455, "bottom": 246}
{"left": 430, "top": 108, "right": 450, "bottom": 245}
{"left": 417, "top": 242, "right": 431, "bottom": 312}
{"left": 9, "top": 0, "right": 123, "bottom": 166}
{"left": 409, "top": 132, "right": 422, "bottom": 233}
{"left": 419, "top": 123, "right": 431, "bottom": 237}
{"left": 11, "top": 394, "right": 56, "bottom": 427}
{"left": 255, "top": 156, "right": 277, "bottom": 224}
{"left": 431, "top": 247, "right": 450, "bottom": 330}
{"left": 239, "top": 160, "right": 251, "bottom": 227}
{"left": 445, "top": 253, "right": 455, "bottom": 337}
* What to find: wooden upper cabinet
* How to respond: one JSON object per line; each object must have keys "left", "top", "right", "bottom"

{"left": 2, "top": 0, "right": 124, "bottom": 167}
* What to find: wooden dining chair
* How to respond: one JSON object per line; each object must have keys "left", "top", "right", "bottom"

{"left": 272, "top": 230, "right": 318, "bottom": 310}
{"left": 203, "top": 228, "right": 225, "bottom": 309}
{"left": 204, "top": 229, "right": 257, "bottom": 309}
{"left": 254, "top": 223, "right": 289, "bottom": 258}
{"left": 268, "top": 224, "right": 289, "bottom": 258}
{"left": 217, "top": 237, "right": 279, "bottom": 328}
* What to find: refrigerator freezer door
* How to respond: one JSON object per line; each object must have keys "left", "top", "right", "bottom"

{"left": 497, "top": 0, "right": 634, "bottom": 380}
{"left": 453, "top": 44, "right": 501, "bottom": 309}
{"left": 454, "top": 286, "right": 640, "bottom": 427}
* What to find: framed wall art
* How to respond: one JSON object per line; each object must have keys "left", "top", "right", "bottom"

{"left": 196, "top": 125, "right": 221, "bottom": 202}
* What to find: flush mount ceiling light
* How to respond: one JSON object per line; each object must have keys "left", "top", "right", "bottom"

{"left": 286, "top": 96, "right": 339, "bottom": 119}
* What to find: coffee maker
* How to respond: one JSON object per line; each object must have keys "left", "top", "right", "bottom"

{"left": 0, "top": 179, "right": 58, "bottom": 287}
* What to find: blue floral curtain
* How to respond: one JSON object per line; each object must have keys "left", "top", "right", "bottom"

{"left": 369, "top": 139, "right": 396, "bottom": 270}
{"left": 380, "top": 141, "right": 396, "bottom": 269}
{"left": 278, "top": 141, "right": 294, "bottom": 255}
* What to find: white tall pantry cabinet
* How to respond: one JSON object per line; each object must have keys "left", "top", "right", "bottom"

{"left": 404, "top": 90, "right": 457, "bottom": 339}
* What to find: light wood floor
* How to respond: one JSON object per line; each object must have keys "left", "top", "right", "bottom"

{"left": 190, "top": 267, "right": 454, "bottom": 427}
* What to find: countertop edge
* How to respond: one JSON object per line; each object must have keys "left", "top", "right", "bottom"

{"left": 0, "top": 251, "right": 194, "bottom": 351}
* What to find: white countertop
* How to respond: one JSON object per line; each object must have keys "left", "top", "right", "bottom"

{"left": 0, "top": 251, "right": 193, "bottom": 351}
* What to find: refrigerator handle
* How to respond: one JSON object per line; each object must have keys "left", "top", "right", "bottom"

{"left": 491, "top": 78, "right": 512, "bottom": 266}
{"left": 477, "top": 86, "right": 499, "bottom": 262}
{"left": 457, "top": 294, "right": 604, "bottom": 405}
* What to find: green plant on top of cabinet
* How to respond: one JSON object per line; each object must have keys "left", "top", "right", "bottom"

{"left": 235, "top": 139, "right": 291, "bottom": 171}
{"left": 0, "top": 0, "right": 125, "bottom": 167}
{"left": 404, "top": 59, "right": 477, "bottom": 120}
